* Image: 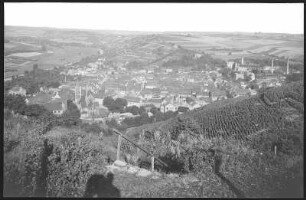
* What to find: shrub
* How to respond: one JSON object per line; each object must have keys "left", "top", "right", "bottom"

{"left": 81, "top": 123, "right": 102, "bottom": 135}
{"left": 46, "top": 132, "right": 108, "bottom": 197}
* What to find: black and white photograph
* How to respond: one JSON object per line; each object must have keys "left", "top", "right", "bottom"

{"left": 3, "top": 2, "right": 304, "bottom": 198}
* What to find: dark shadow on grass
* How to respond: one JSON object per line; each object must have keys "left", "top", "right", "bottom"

{"left": 83, "top": 173, "right": 121, "bottom": 198}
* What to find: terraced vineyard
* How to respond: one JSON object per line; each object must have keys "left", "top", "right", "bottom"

{"left": 122, "top": 81, "right": 303, "bottom": 197}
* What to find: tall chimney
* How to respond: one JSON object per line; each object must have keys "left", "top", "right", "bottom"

{"left": 241, "top": 57, "right": 244, "bottom": 65}
{"left": 271, "top": 59, "right": 274, "bottom": 74}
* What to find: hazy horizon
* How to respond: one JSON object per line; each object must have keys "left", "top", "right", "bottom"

{"left": 5, "top": 3, "right": 304, "bottom": 34}
{"left": 5, "top": 24, "right": 304, "bottom": 36}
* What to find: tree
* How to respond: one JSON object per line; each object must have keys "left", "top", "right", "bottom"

{"left": 285, "top": 73, "right": 304, "bottom": 84}
{"left": 225, "top": 90, "right": 234, "bottom": 99}
{"left": 103, "top": 96, "right": 115, "bottom": 110}
{"left": 244, "top": 75, "right": 252, "bottom": 82}
{"left": 125, "top": 106, "right": 139, "bottom": 115}
{"left": 47, "top": 82, "right": 61, "bottom": 89}
{"left": 150, "top": 105, "right": 159, "bottom": 115}
{"left": 27, "top": 83, "right": 40, "bottom": 95}
{"left": 186, "top": 97, "right": 195, "bottom": 104}
{"left": 251, "top": 69, "right": 259, "bottom": 75}
{"left": 61, "top": 100, "right": 81, "bottom": 126}
{"left": 22, "top": 104, "right": 49, "bottom": 118}
{"left": 248, "top": 82, "right": 259, "bottom": 90}
{"left": 114, "top": 98, "right": 127, "bottom": 111}
{"left": 41, "top": 44, "right": 47, "bottom": 52}
{"left": 4, "top": 94, "right": 27, "bottom": 114}
{"left": 220, "top": 68, "right": 231, "bottom": 79}
{"left": 139, "top": 106, "right": 146, "bottom": 115}
{"left": 178, "top": 106, "right": 189, "bottom": 113}
{"left": 104, "top": 97, "right": 127, "bottom": 113}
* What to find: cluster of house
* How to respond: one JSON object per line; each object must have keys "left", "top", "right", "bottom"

{"left": 226, "top": 59, "right": 256, "bottom": 81}
{"left": 8, "top": 85, "right": 70, "bottom": 116}
{"left": 226, "top": 57, "right": 285, "bottom": 89}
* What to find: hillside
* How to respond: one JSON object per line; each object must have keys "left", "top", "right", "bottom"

{"left": 3, "top": 81, "right": 304, "bottom": 197}
{"left": 126, "top": 81, "right": 303, "bottom": 140}
{"left": 122, "top": 81, "right": 304, "bottom": 197}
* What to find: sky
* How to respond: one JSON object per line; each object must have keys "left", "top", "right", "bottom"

{"left": 4, "top": 3, "right": 304, "bottom": 34}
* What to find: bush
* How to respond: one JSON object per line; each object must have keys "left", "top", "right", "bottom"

{"left": 81, "top": 123, "right": 102, "bottom": 135}
{"left": 46, "top": 131, "right": 112, "bottom": 197}
{"left": 4, "top": 123, "right": 112, "bottom": 197}
{"left": 60, "top": 100, "right": 81, "bottom": 127}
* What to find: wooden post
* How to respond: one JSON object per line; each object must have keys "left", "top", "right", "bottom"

{"left": 151, "top": 156, "right": 155, "bottom": 172}
{"left": 274, "top": 145, "right": 277, "bottom": 158}
{"left": 116, "top": 134, "right": 122, "bottom": 160}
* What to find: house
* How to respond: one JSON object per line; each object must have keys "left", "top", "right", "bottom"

{"left": 248, "top": 88, "right": 257, "bottom": 96}
{"left": 235, "top": 73, "right": 245, "bottom": 80}
{"left": 189, "top": 101, "right": 202, "bottom": 110}
{"left": 165, "top": 68, "right": 173, "bottom": 73}
{"left": 145, "top": 83, "right": 158, "bottom": 89}
{"left": 107, "top": 112, "right": 138, "bottom": 124}
{"left": 126, "top": 96, "right": 142, "bottom": 107}
{"left": 246, "top": 72, "right": 256, "bottom": 81}
{"left": 236, "top": 66, "right": 249, "bottom": 72}
{"left": 139, "top": 89, "right": 153, "bottom": 100}
{"left": 9, "top": 86, "right": 27, "bottom": 96}
{"left": 58, "top": 88, "right": 75, "bottom": 102}
{"left": 152, "top": 88, "right": 161, "bottom": 98}
{"left": 160, "top": 90, "right": 169, "bottom": 97}
{"left": 161, "top": 103, "right": 177, "bottom": 113}
{"left": 44, "top": 100, "right": 66, "bottom": 116}
{"left": 194, "top": 53, "right": 202, "bottom": 59}
{"left": 198, "top": 96, "right": 211, "bottom": 104}
{"left": 93, "top": 89, "right": 106, "bottom": 107}
{"left": 27, "top": 92, "right": 53, "bottom": 105}
{"left": 240, "top": 82, "right": 248, "bottom": 89}
{"left": 177, "top": 106, "right": 189, "bottom": 114}
{"left": 233, "top": 88, "right": 250, "bottom": 97}
{"left": 144, "top": 98, "right": 163, "bottom": 109}
{"left": 211, "top": 90, "right": 227, "bottom": 101}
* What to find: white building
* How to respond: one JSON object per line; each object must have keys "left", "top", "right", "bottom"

{"left": 161, "top": 103, "right": 177, "bottom": 113}
{"left": 227, "top": 61, "right": 235, "bottom": 69}
{"left": 9, "top": 86, "right": 27, "bottom": 96}
{"left": 235, "top": 73, "right": 245, "bottom": 80}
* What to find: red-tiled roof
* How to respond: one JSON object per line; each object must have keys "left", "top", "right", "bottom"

{"left": 10, "top": 86, "right": 26, "bottom": 92}
{"left": 44, "top": 101, "right": 63, "bottom": 111}
{"left": 126, "top": 96, "right": 141, "bottom": 103}
{"left": 146, "top": 98, "right": 163, "bottom": 104}
{"left": 28, "top": 92, "right": 53, "bottom": 105}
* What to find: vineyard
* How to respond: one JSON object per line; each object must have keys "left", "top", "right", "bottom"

{"left": 125, "top": 81, "right": 303, "bottom": 146}
{"left": 121, "top": 81, "right": 304, "bottom": 197}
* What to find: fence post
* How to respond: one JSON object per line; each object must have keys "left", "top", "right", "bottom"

{"left": 151, "top": 156, "right": 155, "bottom": 172}
{"left": 274, "top": 145, "right": 277, "bottom": 159}
{"left": 116, "top": 134, "right": 122, "bottom": 161}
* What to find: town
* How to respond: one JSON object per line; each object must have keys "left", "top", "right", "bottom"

{"left": 3, "top": 3, "right": 304, "bottom": 198}
{"left": 6, "top": 43, "right": 300, "bottom": 129}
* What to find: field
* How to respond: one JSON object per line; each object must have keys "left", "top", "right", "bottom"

{"left": 160, "top": 33, "right": 304, "bottom": 60}
{"left": 8, "top": 52, "right": 43, "bottom": 57}
{"left": 4, "top": 43, "right": 99, "bottom": 78}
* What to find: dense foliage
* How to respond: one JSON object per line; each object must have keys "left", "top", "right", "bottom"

{"left": 3, "top": 113, "right": 116, "bottom": 197}
{"left": 60, "top": 100, "right": 81, "bottom": 126}
{"left": 103, "top": 96, "right": 127, "bottom": 113}
{"left": 5, "top": 66, "right": 62, "bottom": 95}
{"left": 4, "top": 93, "right": 52, "bottom": 119}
